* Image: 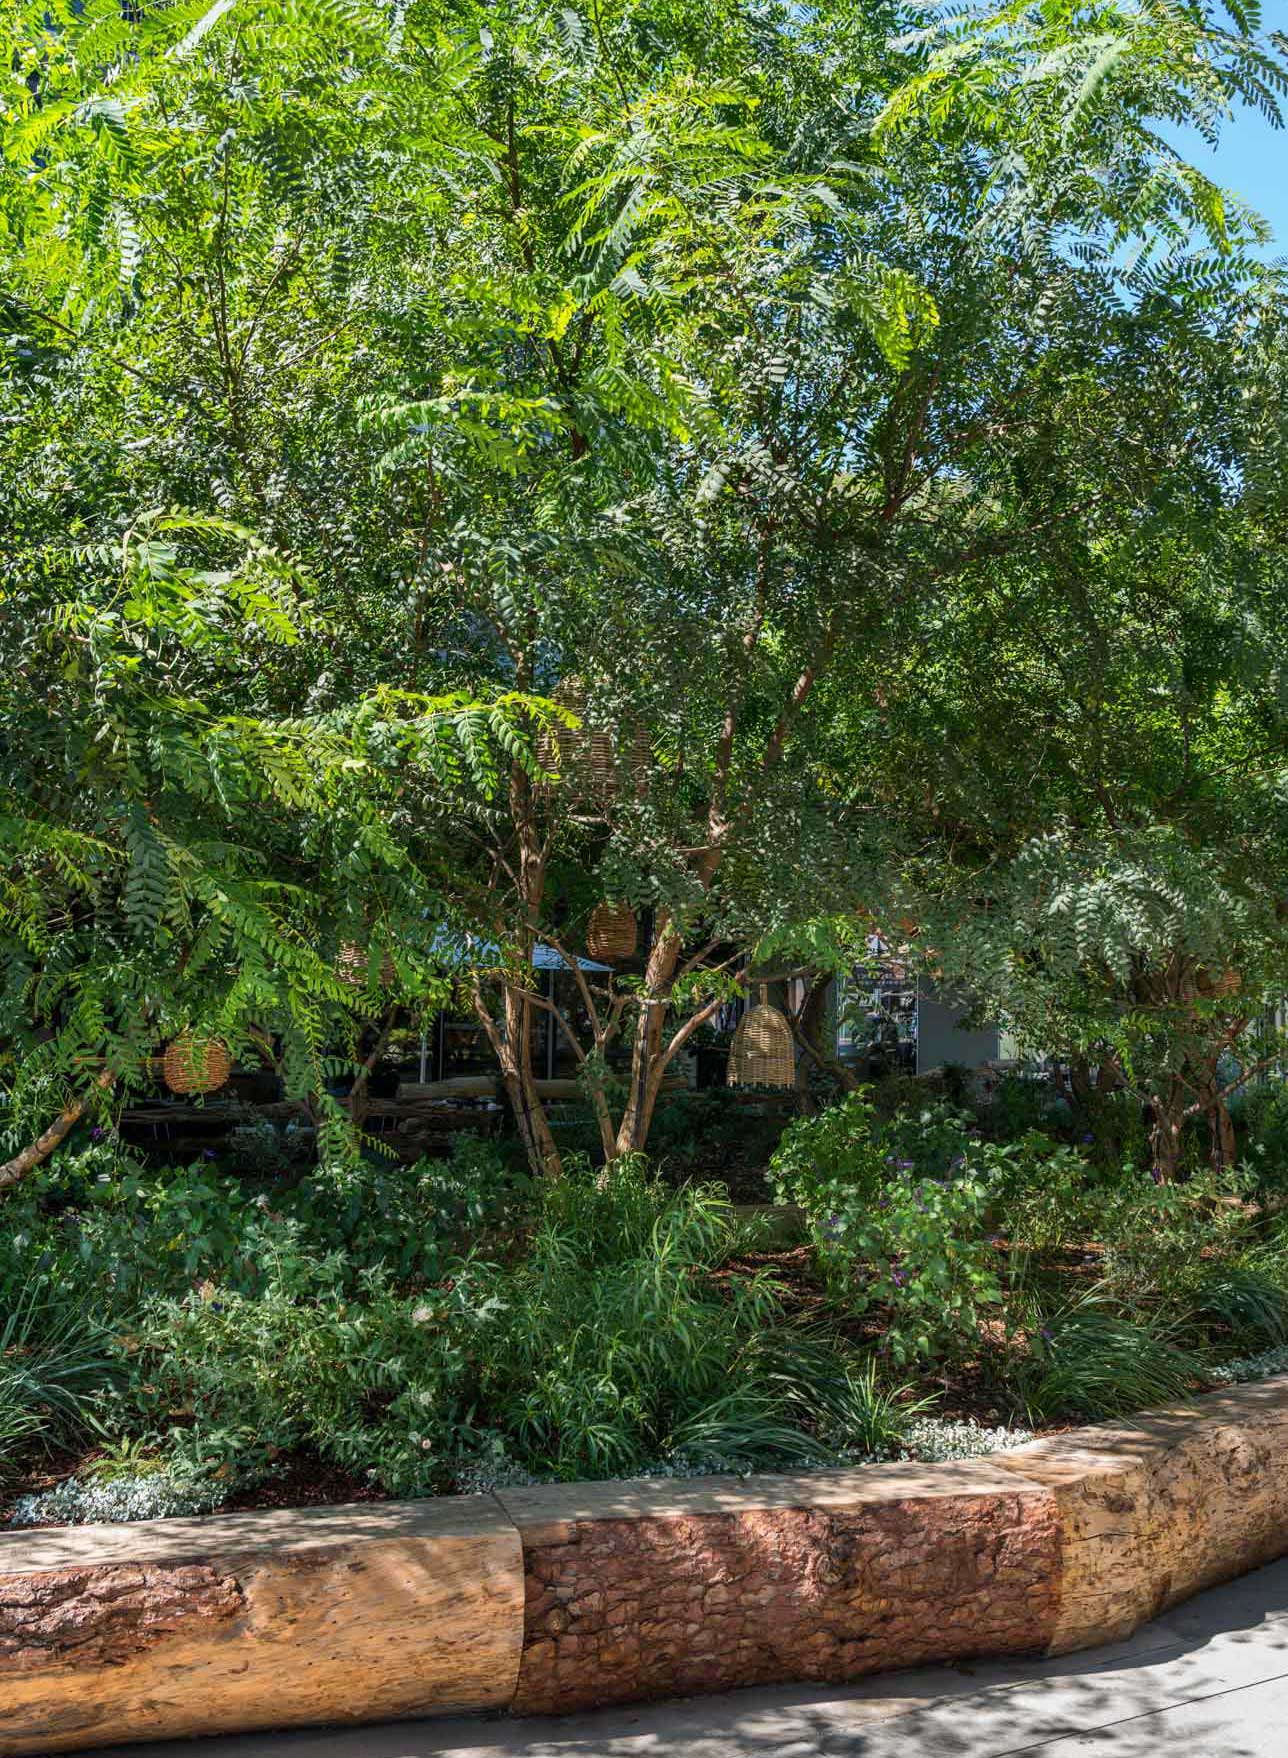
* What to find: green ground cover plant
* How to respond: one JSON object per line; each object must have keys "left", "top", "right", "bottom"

{"left": 10, "top": 1069, "right": 1288, "bottom": 1521}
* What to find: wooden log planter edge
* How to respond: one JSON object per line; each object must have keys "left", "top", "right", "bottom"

{"left": 5, "top": 1374, "right": 1288, "bottom": 1751}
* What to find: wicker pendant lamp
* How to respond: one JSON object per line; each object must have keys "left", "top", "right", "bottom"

{"left": 586, "top": 901, "right": 637, "bottom": 963}
{"left": 727, "top": 986, "right": 795, "bottom": 1089}
{"left": 337, "top": 942, "right": 396, "bottom": 988}
{"left": 163, "top": 1032, "right": 232, "bottom": 1096}
{"left": 537, "top": 678, "right": 617, "bottom": 801}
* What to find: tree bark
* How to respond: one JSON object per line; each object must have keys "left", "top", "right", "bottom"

{"left": 0, "top": 1067, "right": 116, "bottom": 1192}
{"left": 790, "top": 970, "right": 861, "bottom": 1100}
{"left": 1148, "top": 1073, "right": 1189, "bottom": 1182}
{"left": 615, "top": 914, "right": 684, "bottom": 1154}
{"left": 348, "top": 1009, "right": 398, "bottom": 1129}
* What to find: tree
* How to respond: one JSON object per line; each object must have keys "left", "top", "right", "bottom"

{"left": 856, "top": 290, "right": 1288, "bottom": 1176}
{"left": 0, "top": 509, "right": 544, "bottom": 1184}
{"left": 4, "top": 0, "right": 1284, "bottom": 1177}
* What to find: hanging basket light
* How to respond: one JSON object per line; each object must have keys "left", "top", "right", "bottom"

{"left": 337, "top": 942, "right": 396, "bottom": 989}
{"left": 586, "top": 901, "right": 637, "bottom": 963}
{"left": 537, "top": 678, "right": 617, "bottom": 802}
{"left": 727, "top": 987, "right": 795, "bottom": 1089}
{"left": 337, "top": 942, "right": 366, "bottom": 987}
{"left": 163, "top": 1032, "right": 232, "bottom": 1096}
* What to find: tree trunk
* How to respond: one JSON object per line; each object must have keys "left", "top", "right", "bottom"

{"left": 503, "top": 985, "right": 562, "bottom": 1178}
{"left": 348, "top": 1010, "right": 397, "bottom": 1129}
{"left": 615, "top": 913, "right": 684, "bottom": 1154}
{"left": 0, "top": 1068, "right": 116, "bottom": 1193}
{"left": 791, "top": 971, "right": 860, "bottom": 1100}
{"left": 1195, "top": 1064, "right": 1239, "bottom": 1172}
{"left": 1148, "top": 1074, "right": 1189, "bottom": 1182}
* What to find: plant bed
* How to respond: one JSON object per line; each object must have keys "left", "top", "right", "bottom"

{"left": 8, "top": 1099, "right": 1288, "bottom": 1537}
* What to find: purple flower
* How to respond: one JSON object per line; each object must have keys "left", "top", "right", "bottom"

{"left": 1082, "top": 1132, "right": 1095, "bottom": 1145}
{"left": 897, "top": 1159, "right": 914, "bottom": 1170}
{"left": 203, "top": 1148, "right": 217, "bottom": 1160}
{"left": 1150, "top": 1165, "right": 1163, "bottom": 1185}
{"left": 891, "top": 1266, "right": 907, "bottom": 1288}
{"left": 90, "top": 1127, "right": 104, "bottom": 1142}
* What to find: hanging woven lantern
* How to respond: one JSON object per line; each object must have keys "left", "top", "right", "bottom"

{"left": 337, "top": 942, "right": 365, "bottom": 987}
{"left": 586, "top": 901, "right": 637, "bottom": 963}
{"left": 337, "top": 942, "right": 396, "bottom": 989}
{"left": 627, "top": 726, "right": 652, "bottom": 792}
{"left": 727, "top": 987, "right": 795, "bottom": 1089}
{"left": 537, "top": 678, "right": 617, "bottom": 802}
{"left": 163, "top": 1032, "right": 232, "bottom": 1096}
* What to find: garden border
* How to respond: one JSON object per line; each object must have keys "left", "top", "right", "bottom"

{"left": 5, "top": 1374, "right": 1288, "bottom": 1752}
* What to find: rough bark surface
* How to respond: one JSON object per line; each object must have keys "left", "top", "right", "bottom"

{"left": 505, "top": 1481, "right": 1061, "bottom": 1713}
{"left": 0, "top": 1562, "right": 242, "bottom": 1670}
{"left": 996, "top": 1380, "right": 1288, "bottom": 1653}
{"left": 0, "top": 1502, "right": 524, "bottom": 1756}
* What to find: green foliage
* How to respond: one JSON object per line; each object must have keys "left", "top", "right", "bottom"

{"left": 0, "top": 511, "right": 548, "bottom": 1172}
{"left": 3, "top": 0, "right": 1282, "bottom": 1178}
{"left": 0, "top": 1135, "right": 527, "bottom": 1333}
{"left": 456, "top": 1157, "right": 876, "bottom": 1479}
{"left": 773, "top": 1095, "right": 1003, "bottom": 1363}
{"left": 1232, "top": 1081, "right": 1288, "bottom": 1190}
{"left": 1189, "top": 1263, "right": 1288, "bottom": 1353}
{"left": 981, "top": 1074, "right": 1068, "bottom": 1145}
{"left": 769, "top": 1091, "right": 888, "bottom": 1211}
{"left": 645, "top": 1091, "right": 791, "bottom": 1193}
{"left": 0, "top": 1283, "right": 118, "bottom": 1477}
{"left": 1016, "top": 1293, "right": 1201, "bottom": 1424}
{"left": 125, "top": 1157, "right": 907, "bottom": 1492}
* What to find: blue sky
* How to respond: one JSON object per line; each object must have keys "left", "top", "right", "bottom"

{"left": 1174, "top": 2, "right": 1288, "bottom": 257}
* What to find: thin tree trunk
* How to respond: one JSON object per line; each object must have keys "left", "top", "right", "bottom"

{"left": 0, "top": 1067, "right": 116, "bottom": 1192}
{"left": 791, "top": 971, "right": 860, "bottom": 1100}
{"left": 1148, "top": 1073, "right": 1189, "bottom": 1181}
{"left": 505, "top": 984, "right": 562, "bottom": 1177}
{"left": 615, "top": 914, "right": 684, "bottom": 1154}
{"left": 348, "top": 1008, "right": 398, "bottom": 1129}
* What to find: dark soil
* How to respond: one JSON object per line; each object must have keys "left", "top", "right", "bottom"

{"left": 220, "top": 1454, "right": 388, "bottom": 1512}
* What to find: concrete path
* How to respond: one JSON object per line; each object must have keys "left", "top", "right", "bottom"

{"left": 112, "top": 1555, "right": 1288, "bottom": 1758}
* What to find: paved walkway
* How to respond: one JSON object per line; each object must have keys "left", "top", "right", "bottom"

{"left": 114, "top": 1555, "right": 1288, "bottom": 1758}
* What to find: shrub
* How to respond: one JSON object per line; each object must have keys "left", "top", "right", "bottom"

{"left": 769, "top": 1090, "right": 888, "bottom": 1213}
{"left": 1094, "top": 1166, "right": 1259, "bottom": 1310}
{"left": 981, "top": 1134, "right": 1115, "bottom": 1253}
{"left": 1188, "top": 1263, "right": 1288, "bottom": 1351}
{"left": 880, "top": 1100, "right": 978, "bottom": 1179}
{"left": 979, "top": 1073, "right": 1066, "bottom": 1143}
{"left": 773, "top": 1096, "right": 1003, "bottom": 1363}
{"left": 130, "top": 1158, "right": 906, "bottom": 1493}
{"left": 221, "top": 1115, "right": 315, "bottom": 1180}
{"left": 468, "top": 1158, "right": 862, "bottom": 1478}
{"left": 1232, "top": 1080, "right": 1288, "bottom": 1190}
